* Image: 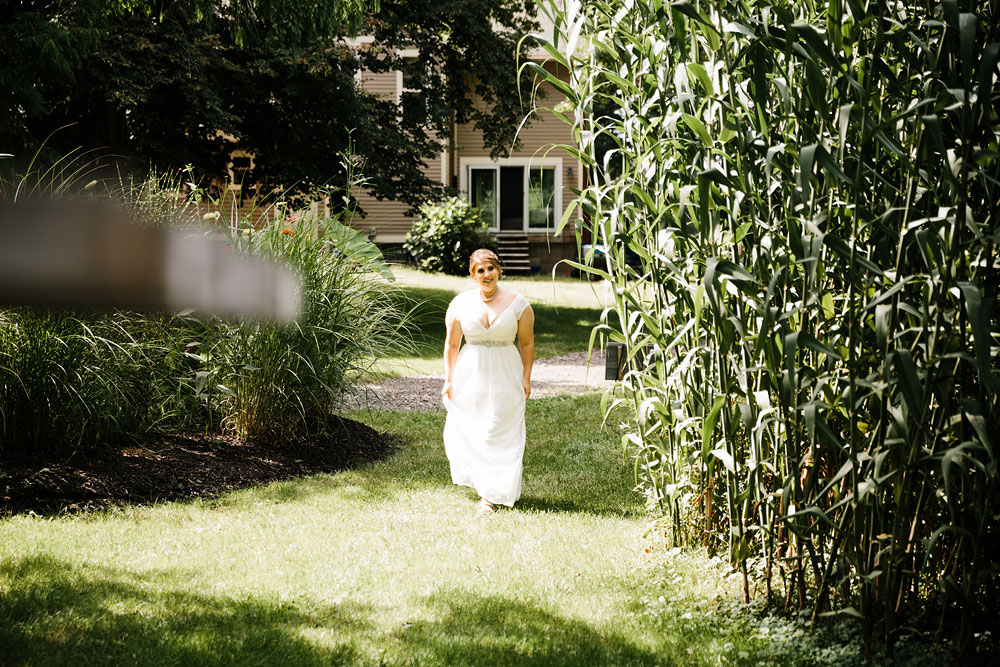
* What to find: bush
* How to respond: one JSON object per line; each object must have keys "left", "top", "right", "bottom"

{"left": 177, "top": 210, "right": 409, "bottom": 443}
{"left": 0, "top": 156, "right": 410, "bottom": 450}
{"left": 403, "top": 197, "right": 495, "bottom": 275}
{"left": 0, "top": 308, "right": 165, "bottom": 453}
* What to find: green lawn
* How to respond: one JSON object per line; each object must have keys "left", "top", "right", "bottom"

{"left": 373, "top": 267, "right": 611, "bottom": 377}
{"left": 0, "top": 394, "right": 768, "bottom": 666}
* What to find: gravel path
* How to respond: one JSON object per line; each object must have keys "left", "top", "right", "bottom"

{"left": 345, "top": 350, "right": 612, "bottom": 412}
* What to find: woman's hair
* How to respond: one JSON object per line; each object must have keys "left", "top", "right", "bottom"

{"left": 468, "top": 248, "right": 502, "bottom": 276}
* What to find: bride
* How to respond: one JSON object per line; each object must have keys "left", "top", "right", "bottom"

{"left": 441, "top": 249, "right": 535, "bottom": 515}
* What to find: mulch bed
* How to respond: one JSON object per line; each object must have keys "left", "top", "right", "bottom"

{"left": 0, "top": 417, "right": 398, "bottom": 517}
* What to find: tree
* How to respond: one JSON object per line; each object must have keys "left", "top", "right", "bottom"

{"left": 0, "top": 0, "right": 540, "bottom": 210}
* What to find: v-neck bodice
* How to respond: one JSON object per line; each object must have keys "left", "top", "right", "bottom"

{"left": 455, "top": 291, "right": 529, "bottom": 346}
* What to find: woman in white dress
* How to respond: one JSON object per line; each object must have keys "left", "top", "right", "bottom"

{"left": 441, "top": 249, "right": 535, "bottom": 515}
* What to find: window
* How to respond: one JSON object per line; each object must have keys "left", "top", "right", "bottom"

{"left": 464, "top": 161, "right": 560, "bottom": 232}
{"left": 399, "top": 57, "right": 425, "bottom": 118}
{"left": 528, "top": 167, "right": 556, "bottom": 229}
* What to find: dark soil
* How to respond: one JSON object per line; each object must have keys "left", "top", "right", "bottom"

{"left": 0, "top": 417, "right": 398, "bottom": 517}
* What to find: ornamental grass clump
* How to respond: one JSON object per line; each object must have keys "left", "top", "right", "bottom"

{"left": 0, "top": 308, "right": 164, "bottom": 453}
{"left": 534, "top": 0, "right": 998, "bottom": 653}
{"left": 0, "top": 152, "right": 175, "bottom": 454}
{"left": 178, "top": 205, "right": 408, "bottom": 444}
{"left": 0, "top": 150, "right": 409, "bottom": 449}
{"left": 403, "top": 197, "right": 496, "bottom": 275}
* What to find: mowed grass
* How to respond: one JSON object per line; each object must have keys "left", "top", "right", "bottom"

{"left": 374, "top": 267, "right": 611, "bottom": 377}
{"left": 0, "top": 394, "right": 761, "bottom": 666}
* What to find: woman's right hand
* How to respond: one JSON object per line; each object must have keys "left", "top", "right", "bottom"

{"left": 441, "top": 380, "right": 453, "bottom": 400}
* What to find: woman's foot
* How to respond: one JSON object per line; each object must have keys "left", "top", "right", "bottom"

{"left": 477, "top": 498, "right": 495, "bottom": 515}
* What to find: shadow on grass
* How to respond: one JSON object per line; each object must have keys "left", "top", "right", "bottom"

{"left": 0, "top": 555, "right": 371, "bottom": 666}
{"left": 1, "top": 556, "right": 660, "bottom": 665}
{"left": 215, "top": 396, "right": 642, "bottom": 519}
{"left": 391, "top": 591, "right": 660, "bottom": 666}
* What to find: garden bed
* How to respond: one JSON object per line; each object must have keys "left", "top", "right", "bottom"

{"left": 0, "top": 417, "right": 397, "bottom": 516}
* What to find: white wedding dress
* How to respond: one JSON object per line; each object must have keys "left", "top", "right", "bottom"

{"left": 443, "top": 290, "right": 530, "bottom": 506}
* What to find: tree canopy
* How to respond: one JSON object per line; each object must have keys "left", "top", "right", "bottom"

{"left": 0, "top": 0, "right": 539, "bottom": 208}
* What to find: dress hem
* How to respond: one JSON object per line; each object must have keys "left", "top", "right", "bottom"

{"left": 451, "top": 477, "right": 520, "bottom": 507}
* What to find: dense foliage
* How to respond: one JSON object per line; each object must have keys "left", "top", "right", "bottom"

{"left": 0, "top": 0, "right": 539, "bottom": 208}
{"left": 0, "top": 161, "right": 408, "bottom": 451}
{"left": 536, "top": 0, "right": 999, "bottom": 654}
{"left": 180, "top": 209, "right": 406, "bottom": 442}
{"left": 0, "top": 308, "right": 165, "bottom": 451}
{"left": 403, "top": 197, "right": 496, "bottom": 275}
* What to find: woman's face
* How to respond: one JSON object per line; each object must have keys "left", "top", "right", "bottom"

{"left": 471, "top": 260, "right": 500, "bottom": 292}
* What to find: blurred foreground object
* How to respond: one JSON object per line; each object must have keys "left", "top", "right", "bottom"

{"left": 0, "top": 200, "right": 301, "bottom": 320}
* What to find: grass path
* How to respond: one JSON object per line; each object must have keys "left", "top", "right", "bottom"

{"left": 0, "top": 394, "right": 763, "bottom": 666}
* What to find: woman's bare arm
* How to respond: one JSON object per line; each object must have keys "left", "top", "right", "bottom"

{"left": 442, "top": 308, "right": 463, "bottom": 399}
{"left": 517, "top": 304, "right": 535, "bottom": 398}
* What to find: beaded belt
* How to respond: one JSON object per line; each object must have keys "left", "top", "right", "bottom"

{"left": 466, "top": 340, "right": 512, "bottom": 348}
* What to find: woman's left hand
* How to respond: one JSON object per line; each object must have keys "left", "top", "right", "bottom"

{"left": 522, "top": 378, "right": 531, "bottom": 399}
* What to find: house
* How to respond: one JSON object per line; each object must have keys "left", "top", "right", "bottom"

{"left": 351, "top": 15, "right": 582, "bottom": 274}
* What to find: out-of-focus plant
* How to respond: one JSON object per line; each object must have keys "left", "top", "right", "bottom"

{"left": 0, "top": 150, "right": 174, "bottom": 453}
{"left": 183, "top": 206, "right": 407, "bottom": 443}
{"left": 1, "top": 149, "right": 410, "bottom": 449}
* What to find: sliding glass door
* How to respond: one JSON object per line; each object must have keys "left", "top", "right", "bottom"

{"left": 467, "top": 163, "right": 559, "bottom": 233}
{"left": 469, "top": 167, "right": 497, "bottom": 228}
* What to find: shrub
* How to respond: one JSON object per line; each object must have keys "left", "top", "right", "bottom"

{"left": 172, "top": 209, "right": 409, "bottom": 443}
{"left": 0, "top": 308, "right": 164, "bottom": 453}
{"left": 0, "top": 154, "right": 410, "bottom": 450}
{"left": 403, "top": 197, "right": 495, "bottom": 275}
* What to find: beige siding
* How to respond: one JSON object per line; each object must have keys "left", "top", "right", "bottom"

{"left": 455, "top": 62, "right": 580, "bottom": 244}
{"left": 352, "top": 147, "right": 445, "bottom": 242}
{"left": 360, "top": 70, "right": 397, "bottom": 101}
{"left": 355, "top": 61, "right": 580, "bottom": 249}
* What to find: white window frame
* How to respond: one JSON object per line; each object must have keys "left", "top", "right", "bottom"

{"left": 459, "top": 156, "right": 563, "bottom": 233}
{"left": 395, "top": 48, "right": 420, "bottom": 106}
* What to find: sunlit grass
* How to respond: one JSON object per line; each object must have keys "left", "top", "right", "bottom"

{"left": 389, "top": 266, "right": 612, "bottom": 310}
{"left": 0, "top": 394, "right": 765, "bottom": 666}
{"left": 371, "top": 266, "right": 610, "bottom": 378}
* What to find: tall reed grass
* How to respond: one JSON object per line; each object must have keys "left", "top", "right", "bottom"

{"left": 532, "top": 0, "right": 998, "bottom": 651}
{"left": 1, "top": 154, "right": 408, "bottom": 450}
